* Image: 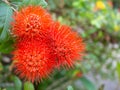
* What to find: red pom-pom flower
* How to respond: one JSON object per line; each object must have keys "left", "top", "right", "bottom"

{"left": 12, "top": 39, "right": 55, "bottom": 82}
{"left": 12, "top": 6, "right": 53, "bottom": 38}
{"left": 45, "top": 22, "right": 85, "bottom": 68}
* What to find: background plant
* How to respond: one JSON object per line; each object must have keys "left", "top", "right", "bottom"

{"left": 0, "top": 0, "right": 120, "bottom": 90}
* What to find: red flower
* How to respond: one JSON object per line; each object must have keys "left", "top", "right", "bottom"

{"left": 45, "top": 22, "right": 85, "bottom": 68}
{"left": 11, "top": 6, "right": 85, "bottom": 83}
{"left": 12, "top": 39, "right": 55, "bottom": 82}
{"left": 12, "top": 6, "right": 53, "bottom": 38}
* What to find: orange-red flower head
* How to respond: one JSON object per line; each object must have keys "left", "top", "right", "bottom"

{"left": 11, "top": 6, "right": 85, "bottom": 83}
{"left": 12, "top": 6, "right": 53, "bottom": 38}
{"left": 45, "top": 22, "right": 85, "bottom": 68}
{"left": 12, "top": 39, "right": 55, "bottom": 82}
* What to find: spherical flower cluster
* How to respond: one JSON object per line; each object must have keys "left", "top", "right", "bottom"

{"left": 12, "top": 6, "right": 85, "bottom": 83}
{"left": 45, "top": 22, "right": 85, "bottom": 68}
{"left": 12, "top": 6, "right": 53, "bottom": 38}
{"left": 13, "top": 39, "right": 55, "bottom": 82}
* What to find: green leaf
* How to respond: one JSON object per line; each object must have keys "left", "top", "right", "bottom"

{"left": 6, "top": 76, "right": 22, "bottom": 90}
{"left": 21, "top": 0, "right": 47, "bottom": 8}
{"left": 6, "top": 87, "right": 15, "bottom": 90}
{"left": 10, "top": 0, "right": 22, "bottom": 10}
{"left": 0, "top": 62, "right": 3, "bottom": 71}
{"left": 0, "top": 3, "right": 13, "bottom": 43}
{"left": 116, "top": 62, "right": 120, "bottom": 80}
{"left": 38, "top": 0, "right": 47, "bottom": 7}
{"left": 11, "top": 76, "right": 22, "bottom": 90}
{"left": 0, "top": 39, "right": 14, "bottom": 54}
{"left": 79, "top": 76, "right": 96, "bottom": 90}
{"left": 24, "top": 81, "right": 34, "bottom": 90}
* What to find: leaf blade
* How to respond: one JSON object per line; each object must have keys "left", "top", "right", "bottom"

{"left": 79, "top": 76, "right": 96, "bottom": 90}
{"left": 0, "top": 3, "right": 13, "bottom": 43}
{"left": 24, "top": 81, "right": 34, "bottom": 90}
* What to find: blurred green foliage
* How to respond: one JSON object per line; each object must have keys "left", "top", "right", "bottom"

{"left": 24, "top": 81, "right": 34, "bottom": 90}
{"left": 0, "top": 0, "right": 120, "bottom": 90}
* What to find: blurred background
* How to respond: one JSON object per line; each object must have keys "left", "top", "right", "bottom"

{"left": 0, "top": 0, "right": 120, "bottom": 90}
